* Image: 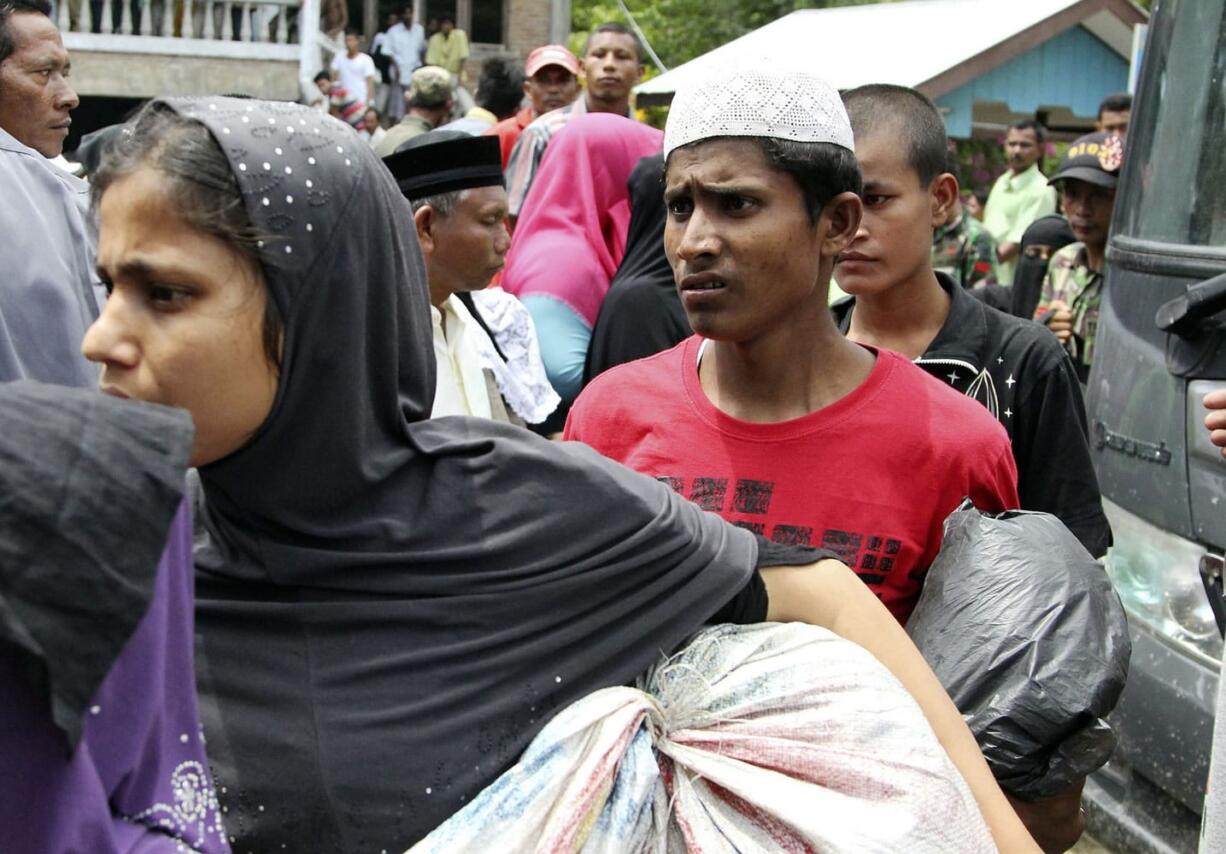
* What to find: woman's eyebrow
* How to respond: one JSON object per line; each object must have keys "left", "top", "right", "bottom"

{"left": 97, "top": 258, "right": 152, "bottom": 281}
{"left": 96, "top": 257, "right": 195, "bottom": 282}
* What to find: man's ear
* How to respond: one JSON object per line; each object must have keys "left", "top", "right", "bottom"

{"left": 820, "top": 191, "right": 863, "bottom": 258}
{"left": 522, "top": 79, "right": 532, "bottom": 98}
{"left": 931, "top": 172, "right": 959, "bottom": 228}
{"left": 414, "top": 204, "right": 435, "bottom": 253}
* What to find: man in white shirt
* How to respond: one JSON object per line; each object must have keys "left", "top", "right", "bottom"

{"left": 330, "top": 28, "right": 377, "bottom": 109}
{"left": 383, "top": 132, "right": 558, "bottom": 425}
{"left": 385, "top": 4, "right": 425, "bottom": 116}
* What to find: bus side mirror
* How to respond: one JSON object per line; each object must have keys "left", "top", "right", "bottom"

{"left": 1156, "top": 271, "right": 1226, "bottom": 338}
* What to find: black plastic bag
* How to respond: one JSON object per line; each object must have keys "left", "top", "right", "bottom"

{"left": 906, "top": 501, "right": 1131, "bottom": 800}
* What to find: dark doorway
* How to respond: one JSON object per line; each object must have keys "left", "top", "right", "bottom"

{"left": 471, "top": 0, "right": 502, "bottom": 43}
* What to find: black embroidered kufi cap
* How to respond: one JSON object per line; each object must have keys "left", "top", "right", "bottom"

{"left": 382, "top": 132, "right": 505, "bottom": 200}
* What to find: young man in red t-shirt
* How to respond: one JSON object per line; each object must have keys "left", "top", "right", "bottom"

{"left": 565, "top": 67, "right": 1020, "bottom": 625}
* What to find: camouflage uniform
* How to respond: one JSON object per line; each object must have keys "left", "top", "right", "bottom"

{"left": 1035, "top": 242, "right": 1102, "bottom": 375}
{"left": 931, "top": 212, "right": 998, "bottom": 289}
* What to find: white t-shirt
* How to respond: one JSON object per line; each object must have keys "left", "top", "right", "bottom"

{"left": 330, "top": 52, "right": 377, "bottom": 106}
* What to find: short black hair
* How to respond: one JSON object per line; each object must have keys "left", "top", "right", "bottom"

{"left": 344, "top": 26, "right": 360, "bottom": 38}
{"left": 945, "top": 147, "right": 962, "bottom": 181}
{"left": 439, "top": 15, "right": 454, "bottom": 25}
{"left": 667, "top": 136, "right": 861, "bottom": 226}
{"left": 1007, "top": 118, "right": 1047, "bottom": 145}
{"left": 475, "top": 57, "right": 525, "bottom": 120}
{"left": 0, "top": 0, "right": 52, "bottom": 65}
{"left": 760, "top": 138, "right": 862, "bottom": 223}
{"left": 585, "top": 21, "right": 642, "bottom": 63}
{"left": 314, "top": 69, "right": 331, "bottom": 83}
{"left": 1098, "top": 92, "right": 1132, "bottom": 119}
{"left": 842, "top": 84, "right": 950, "bottom": 186}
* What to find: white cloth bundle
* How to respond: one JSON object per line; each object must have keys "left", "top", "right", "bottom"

{"left": 409, "top": 623, "right": 996, "bottom": 853}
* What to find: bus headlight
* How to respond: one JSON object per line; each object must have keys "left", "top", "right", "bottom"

{"left": 1103, "top": 498, "right": 1223, "bottom": 668}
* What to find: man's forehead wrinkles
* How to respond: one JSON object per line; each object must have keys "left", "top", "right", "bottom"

{"left": 666, "top": 158, "right": 744, "bottom": 186}
{"left": 18, "top": 44, "right": 69, "bottom": 66}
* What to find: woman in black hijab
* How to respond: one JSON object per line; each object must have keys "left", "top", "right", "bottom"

{"left": 81, "top": 98, "right": 1033, "bottom": 853}
{"left": 1010, "top": 215, "right": 1076, "bottom": 321}
{"left": 583, "top": 153, "right": 691, "bottom": 387}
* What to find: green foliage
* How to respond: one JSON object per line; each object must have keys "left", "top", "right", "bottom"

{"left": 571, "top": 0, "right": 897, "bottom": 71}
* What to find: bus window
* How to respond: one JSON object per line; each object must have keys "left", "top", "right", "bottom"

{"left": 1117, "top": 0, "right": 1226, "bottom": 247}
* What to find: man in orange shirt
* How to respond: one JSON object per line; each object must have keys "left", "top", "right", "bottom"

{"left": 485, "top": 44, "right": 579, "bottom": 168}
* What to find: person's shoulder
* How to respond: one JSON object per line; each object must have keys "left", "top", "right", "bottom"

{"left": 964, "top": 216, "right": 993, "bottom": 241}
{"left": 886, "top": 352, "right": 1010, "bottom": 447}
{"left": 602, "top": 276, "right": 675, "bottom": 315}
{"left": 979, "top": 301, "right": 1074, "bottom": 375}
{"left": 569, "top": 339, "right": 695, "bottom": 438}
{"left": 1049, "top": 241, "right": 1084, "bottom": 271}
{"left": 468, "top": 286, "right": 528, "bottom": 326}
{"left": 525, "top": 104, "right": 572, "bottom": 133}
{"left": 582, "top": 337, "right": 691, "bottom": 398}
{"left": 0, "top": 136, "right": 86, "bottom": 210}
{"left": 488, "top": 114, "right": 517, "bottom": 134}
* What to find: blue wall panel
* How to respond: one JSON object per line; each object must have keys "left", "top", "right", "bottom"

{"left": 936, "top": 25, "right": 1130, "bottom": 137}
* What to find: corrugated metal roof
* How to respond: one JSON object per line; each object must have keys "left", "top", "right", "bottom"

{"left": 635, "top": 0, "right": 1137, "bottom": 98}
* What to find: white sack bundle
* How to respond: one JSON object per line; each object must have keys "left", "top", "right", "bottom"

{"left": 410, "top": 622, "right": 996, "bottom": 853}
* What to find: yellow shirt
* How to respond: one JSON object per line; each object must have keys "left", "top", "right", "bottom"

{"left": 425, "top": 29, "right": 469, "bottom": 77}
{"left": 430, "top": 295, "right": 493, "bottom": 419}
{"left": 983, "top": 163, "right": 1057, "bottom": 284}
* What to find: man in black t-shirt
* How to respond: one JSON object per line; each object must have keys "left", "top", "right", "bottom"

{"left": 832, "top": 84, "right": 1110, "bottom": 560}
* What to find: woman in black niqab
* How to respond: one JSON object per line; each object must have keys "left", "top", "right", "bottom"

{"left": 1010, "top": 214, "right": 1076, "bottom": 321}
{"left": 99, "top": 98, "right": 762, "bottom": 852}
{"left": 583, "top": 153, "right": 692, "bottom": 387}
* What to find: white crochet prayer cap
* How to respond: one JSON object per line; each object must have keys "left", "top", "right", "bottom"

{"left": 663, "top": 60, "right": 854, "bottom": 158}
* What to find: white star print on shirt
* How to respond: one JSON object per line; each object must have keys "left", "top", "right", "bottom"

{"left": 1004, "top": 408, "right": 1013, "bottom": 418}
{"left": 947, "top": 371, "right": 960, "bottom": 384}
{"left": 1005, "top": 374, "right": 1016, "bottom": 388}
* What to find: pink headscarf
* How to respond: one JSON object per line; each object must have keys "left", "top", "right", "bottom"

{"left": 502, "top": 113, "right": 664, "bottom": 327}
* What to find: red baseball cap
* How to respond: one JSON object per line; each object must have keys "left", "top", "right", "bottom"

{"left": 525, "top": 44, "right": 580, "bottom": 78}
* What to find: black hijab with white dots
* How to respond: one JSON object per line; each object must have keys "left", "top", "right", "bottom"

{"left": 146, "top": 98, "right": 757, "bottom": 852}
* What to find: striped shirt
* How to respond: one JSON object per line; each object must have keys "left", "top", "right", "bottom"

{"left": 504, "top": 98, "right": 592, "bottom": 217}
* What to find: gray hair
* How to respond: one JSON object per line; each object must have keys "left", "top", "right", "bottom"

{"left": 410, "top": 190, "right": 462, "bottom": 217}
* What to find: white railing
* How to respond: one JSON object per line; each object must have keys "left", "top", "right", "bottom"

{"left": 58, "top": 0, "right": 300, "bottom": 44}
